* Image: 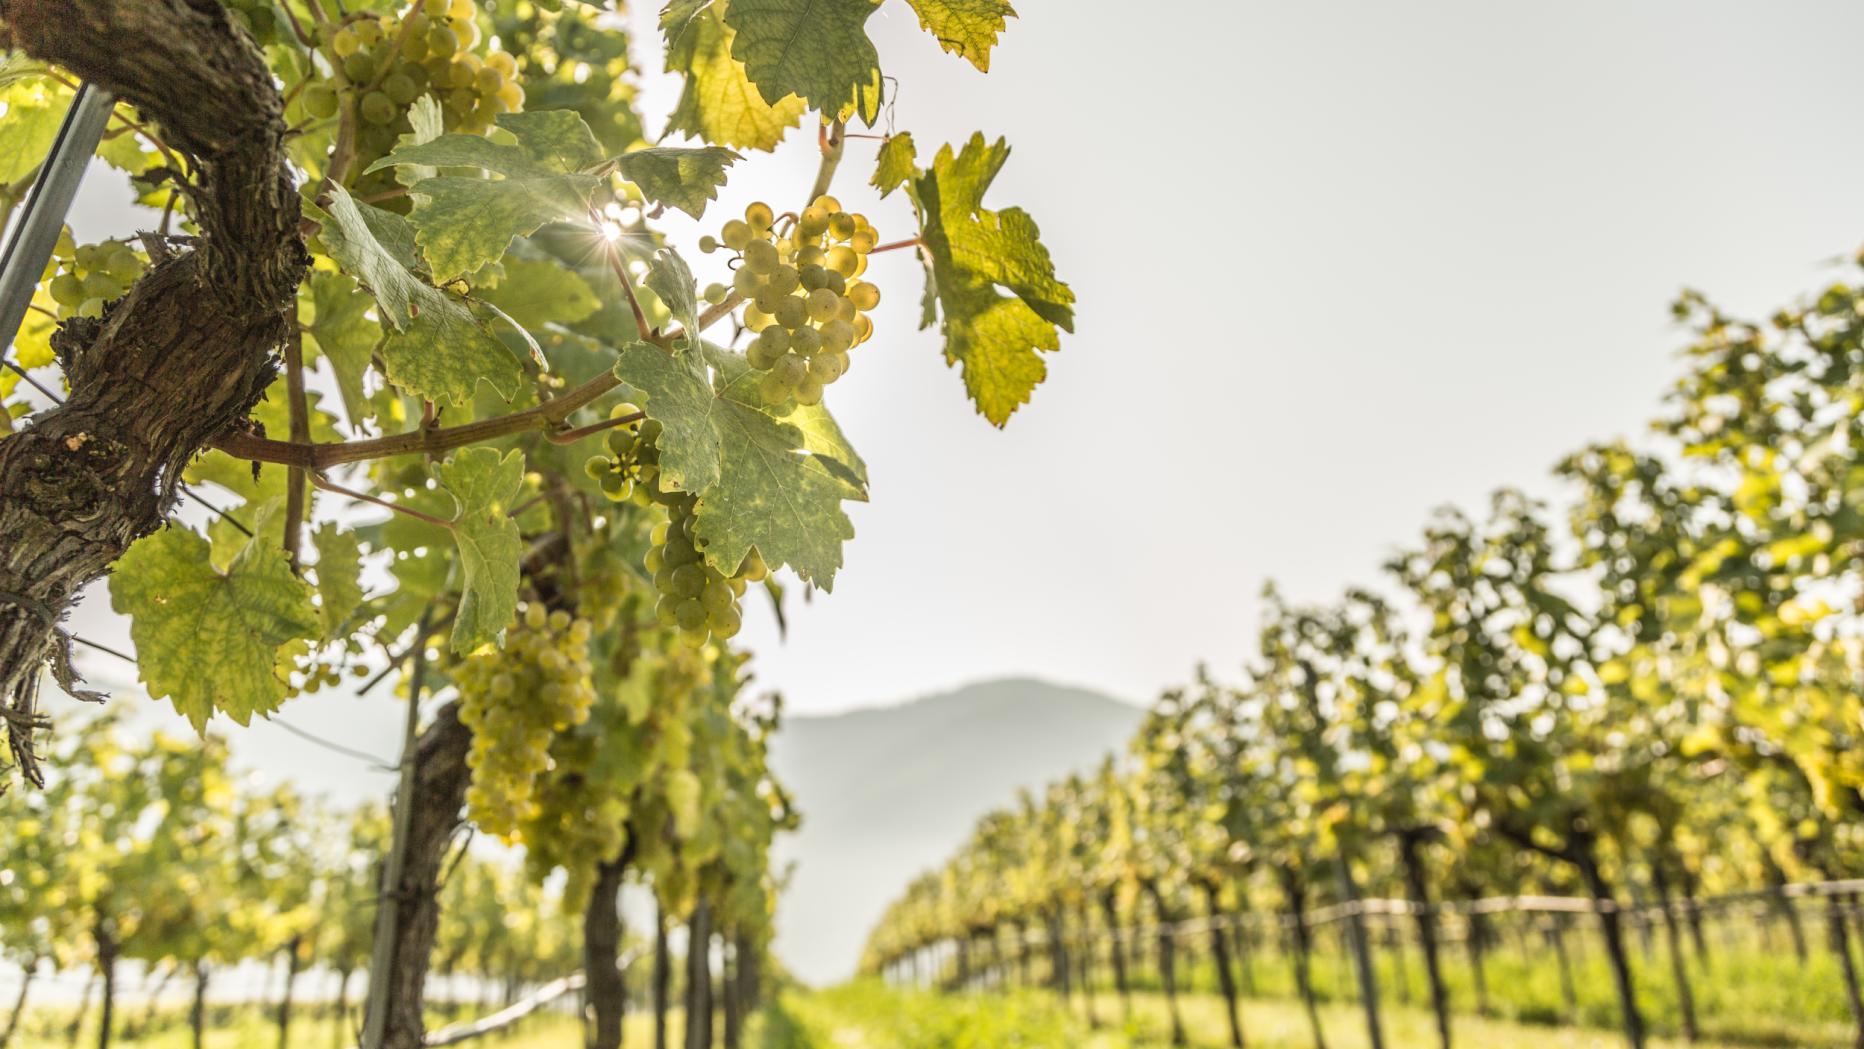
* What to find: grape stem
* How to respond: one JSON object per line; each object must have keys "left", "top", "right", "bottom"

{"left": 868, "top": 237, "right": 921, "bottom": 255}
{"left": 544, "top": 410, "right": 645, "bottom": 446}
{"left": 807, "top": 119, "right": 846, "bottom": 204}
{"left": 309, "top": 471, "right": 456, "bottom": 529}
{"left": 211, "top": 296, "right": 743, "bottom": 468}
{"left": 593, "top": 206, "right": 656, "bottom": 344}
{"left": 282, "top": 326, "right": 313, "bottom": 571}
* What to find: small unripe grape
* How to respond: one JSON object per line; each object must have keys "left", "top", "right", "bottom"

{"left": 447, "top": 55, "right": 478, "bottom": 89}
{"left": 699, "top": 236, "right": 719, "bottom": 254}
{"left": 674, "top": 599, "right": 708, "bottom": 632}
{"left": 766, "top": 265, "right": 800, "bottom": 295}
{"left": 709, "top": 605, "right": 742, "bottom": 639}
{"left": 753, "top": 286, "right": 785, "bottom": 315}
{"left": 828, "top": 213, "right": 857, "bottom": 241}
{"left": 426, "top": 24, "right": 459, "bottom": 57}
{"left": 794, "top": 377, "right": 824, "bottom": 406}
{"left": 851, "top": 230, "right": 877, "bottom": 253}
{"left": 302, "top": 83, "right": 340, "bottom": 119}
{"left": 584, "top": 455, "right": 611, "bottom": 481}
{"left": 702, "top": 282, "right": 728, "bottom": 304}
{"left": 798, "top": 207, "right": 828, "bottom": 238}
{"left": 77, "top": 298, "right": 104, "bottom": 319}
{"left": 743, "top": 239, "right": 779, "bottom": 273}
{"left": 745, "top": 201, "right": 774, "bottom": 231}
{"left": 814, "top": 194, "right": 842, "bottom": 214}
{"left": 826, "top": 246, "right": 858, "bottom": 278}
{"left": 48, "top": 272, "right": 84, "bottom": 307}
{"left": 497, "top": 81, "right": 524, "bottom": 110}
{"left": 799, "top": 264, "right": 830, "bottom": 292}
{"left": 720, "top": 220, "right": 753, "bottom": 251}
{"left": 731, "top": 267, "right": 763, "bottom": 298}
{"left": 332, "top": 27, "right": 362, "bottom": 56}
{"left": 819, "top": 318, "right": 854, "bottom": 354}
{"left": 847, "top": 281, "right": 880, "bottom": 311}
{"left": 773, "top": 295, "right": 808, "bottom": 331}
{"left": 424, "top": 0, "right": 450, "bottom": 15}
{"left": 807, "top": 288, "right": 841, "bottom": 323}
{"left": 789, "top": 325, "right": 821, "bottom": 357}
{"left": 796, "top": 245, "right": 827, "bottom": 268}
{"left": 361, "top": 91, "right": 397, "bottom": 125}
{"left": 772, "top": 353, "right": 807, "bottom": 387}
{"left": 81, "top": 273, "right": 123, "bottom": 300}
{"left": 342, "top": 51, "right": 375, "bottom": 83}
{"left": 384, "top": 73, "right": 420, "bottom": 104}
{"left": 854, "top": 314, "right": 873, "bottom": 344}
{"left": 757, "top": 370, "right": 792, "bottom": 405}
{"left": 476, "top": 66, "right": 504, "bottom": 95}
{"left": 808, "top": 351, "right": 846, "bottom": 383}
{"left": 355, "top": 18, "right": 384, "bottom": 45}
{"left": 742, "top": 304, "right": 774, "bottom": 332}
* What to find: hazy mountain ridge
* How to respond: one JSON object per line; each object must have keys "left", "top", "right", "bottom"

{"left": 768, "top": 677, "right": 1145, "bottom": 985}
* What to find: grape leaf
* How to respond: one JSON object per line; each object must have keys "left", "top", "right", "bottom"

{"left": 905, "top": 0, "right": 1015, "bottom": 71}
{"left": 302, "top": 271, "right": 380, "bottom": 428}
{"left": 872, "top": 132, "right": 918, "bottom": 198}
{"left": 311, "top": 525, "right": 364, "bottom": 641}
{"left": 111, "top": 523, "right": 319, "bottom": 732}
{"left": 724, "top": 0, "right": 882, "bottom": 117}
{"left": 646, "top": 247, "right": 701, "bottom": 347}
{"left": 309, "top": 186, "right": 523, "bottom": 407}
{"left": 477, "top": 256, "right": 600, "bottom": 331}
{"left": 364, "top": 111, "right": 605, "bottom": 283}
{"left": 435, "top": 447, "right": 527, "bottom": 653}
{"left": 912, "top": 133, "right": 1074, "bottom": 425}
{"left": 614, "top": 146, "right": 741, "bottom": 219}
{"left": 0, "top": 80, "right": 66, "bottom": 184}
{"left": 613, "top": 342, "right": 725, "bottom": 495}
{"left": 613, "top": 343, "right": 859, "bottom": 586}
{"left": 706, "top": 343, "right": 868, "bottom": 497}
{"left": 391, "top": 96, "right": 446, "bottom": 189}
{"left": 665, "top": 3, "right": 805, "bottom": 151}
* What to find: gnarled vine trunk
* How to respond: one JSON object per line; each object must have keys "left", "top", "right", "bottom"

{"left": 369, "top": 703, "right": 473, "bottom": 1049}
{"left": 0, "top": 0, "right": 304, "bottom": 784}
{"left": 583, "top": 854, "right": 629, "bottom": 1049}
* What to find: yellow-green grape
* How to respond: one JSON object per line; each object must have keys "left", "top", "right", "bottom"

{"left": 715, "top": 198, "right": 882, "bottom": 402}
{"left": 699, "top": 236, "right": 720, "bottom": 254}
{"left": 302, "top": 83, "right": 340, "bottom": 119}
{"left": 702, "top": 282, "right": 728, "bottom": 304}
{"left": 48, "top": 273, "right": 84, "bottom": 308}
{"left": 454, "top": 605, "right": 597, "bottom": 841}
{"left": 383, "top": 73, "right": 421, "bottom": 105}
{"left": 332, "top": 26, "right": 362, "bottom": 56}
{"left": 360, "top": 91, "right": 397, "bottom": 125}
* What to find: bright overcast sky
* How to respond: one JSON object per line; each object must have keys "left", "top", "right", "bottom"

{"left": 49, "top": 0, "right": 1864, "bottom": 800}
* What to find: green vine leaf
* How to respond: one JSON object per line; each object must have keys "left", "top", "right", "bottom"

{"left": 477, "top": 256, "right": 601, "bottom": 331}
{"left": 872, "top": 132, "right": 918, "bottom": 198}
{"left": 309, "top": 185, "right": 523, "bottom": 407}
{"left": 646, "top": 247, "right": 701, "bottom": 347}
{"left": 615, "top": 146, "right": 742, "bottom": 218}
{"left": 665, "top": 2, "right": 805, "bottom": 151}
{"left": 614, "top": 343, "right": 861, "bottom": 587}
{"left": 364, "top": 111, "right": 606, "bottom": 283}
{"left": 722, "top": 0, "right": 881, "bottom": 117}
{"left": 111, "top": 523, "right": 319, "bottom": 732}
{"left": 435, "top": 447, "right": 528, "bottom": 654}
{"left": 302, "top": 271, "right": 380, "bottom": 429}
{"left": 311, "top": 525, "right": 365, "bottom": 641}
{"left": 904, "top": 0, "right": 1016, "bottom": 71}
{"left": 910, "top": 133, "right": 1075, "bottom": 425}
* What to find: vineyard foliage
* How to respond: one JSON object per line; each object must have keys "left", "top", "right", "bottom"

{"left": 862, "top": 262, "right": 1864, "bottom": 1046}
{"left": 0, "top": 0, "right": 1066, "bottom": 1044}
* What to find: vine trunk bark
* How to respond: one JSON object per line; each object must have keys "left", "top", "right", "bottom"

{"left": 583, "top": 855, "right": 629, "bottom": 1049}
{"left": 0, "top": 0, "right": 305, "bottom": 783}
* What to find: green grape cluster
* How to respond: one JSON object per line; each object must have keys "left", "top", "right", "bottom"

{"left": 42, "top": 230, "right": 146, "bottom": 322}
{"left": 455, "top": 603, "right": 596, "bottom": 840}
{"left": 306, "top": 0, "right": 525, "bottom": 200}
{"left": 519, "top": 729, "right": 628, "bottom": 903}
{"left": 644, "top": 494, "right": 768, "bottom": 647}
{"left": 581, "top": 402, "right": 663, "bottom": 506}
{"left": 221, "top": 0, "right": 281, "bottom": 45}
{"left": 699, "top": 195, "right": 882, "bottom": 407}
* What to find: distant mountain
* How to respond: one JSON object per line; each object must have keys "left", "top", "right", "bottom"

{"left": 766, "top": 677, "right": 1145, "bottom": 986}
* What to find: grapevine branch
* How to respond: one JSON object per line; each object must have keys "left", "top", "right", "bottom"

{"left": 211, "top": 298, "right": 741, "bottom": 469}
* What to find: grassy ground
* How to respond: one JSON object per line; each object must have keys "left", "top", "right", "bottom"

{"left": 752, "top": 983, "right": 1859, "bottom": 1049}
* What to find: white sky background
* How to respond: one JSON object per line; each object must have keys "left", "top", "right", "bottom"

{"left": 31, "top": 0, "right": 1864, "bottom": 953}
